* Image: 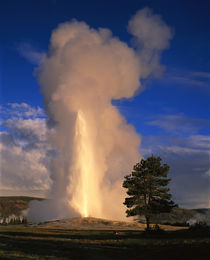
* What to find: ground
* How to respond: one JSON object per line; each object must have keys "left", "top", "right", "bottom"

{"left": 0, "top": 224, "right": 209, "bottom": 259}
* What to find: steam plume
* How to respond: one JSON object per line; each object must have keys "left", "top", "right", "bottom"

{"left": 28, "top": 8, "right": 172, "bottom": 222}
{"left": 128, "top": 7, "right": 172, "bottom": 77}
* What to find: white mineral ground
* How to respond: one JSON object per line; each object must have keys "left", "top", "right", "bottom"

{"left": 30, "top": 217, "right": 188, "bottom": 231}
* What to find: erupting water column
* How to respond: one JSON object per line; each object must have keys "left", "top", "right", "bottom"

{"left": 69, "top": 111, "right": 102, "bottom": 217}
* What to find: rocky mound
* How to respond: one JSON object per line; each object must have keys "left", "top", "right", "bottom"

{"left": 32, "top": 217, "right": 186, "bottom": 231}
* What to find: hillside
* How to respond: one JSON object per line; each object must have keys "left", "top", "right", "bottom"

{"left": 0, "top": 196, "right": 44, "bottom": 218}
{"left": 150, "top": 207, "right": 199, "bottom": 225}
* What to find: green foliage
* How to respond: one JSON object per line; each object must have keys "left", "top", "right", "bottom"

{"left": 123, "top": 155, "right": 176, "bottom": 229}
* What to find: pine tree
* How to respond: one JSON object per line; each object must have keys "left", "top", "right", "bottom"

{"left": 123, "top": 155, "right": 176, "bottom": 230}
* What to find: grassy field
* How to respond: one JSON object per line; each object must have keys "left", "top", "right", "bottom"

{"left": 0, "top": 226, "right": 210, "bottom": 259}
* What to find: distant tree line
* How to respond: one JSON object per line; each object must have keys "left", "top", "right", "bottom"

{"left": 0, "top": 216, "right": 27, "bottom": 225}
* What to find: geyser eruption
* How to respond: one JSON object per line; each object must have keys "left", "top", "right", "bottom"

{"left": 28, "top": 8, "right": 172, "bottom": 222}
{"left": 71, "top": 110, "right": 102, "bottom": 217}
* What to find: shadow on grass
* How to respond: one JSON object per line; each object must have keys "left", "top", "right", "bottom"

{"left": 0, "top": 228, "right": 210, "bottom": 259}
{"left": 2, "top": 226, "right": 210, "bottom": 239}
{"left": 0, "top": 233, "right": 129, "bottom": 260}
{"left": 0, "top": 229, "right": 144, "bottom": 240}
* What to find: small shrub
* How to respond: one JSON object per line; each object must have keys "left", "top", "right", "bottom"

{"left": 144, "top": 224, "right": 165, "bottom": 235}
{"left": 189, "top": 221, "right": 208, "bottom": 230}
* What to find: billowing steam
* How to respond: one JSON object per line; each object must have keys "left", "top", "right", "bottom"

{"left": 28, "top": 8, "right": 172, "bottom": 222}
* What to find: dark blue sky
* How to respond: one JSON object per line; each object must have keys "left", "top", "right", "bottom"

{"left": 0, "top": 0, "right": 210, "bottom": 207}
{"left": 1, "top": 0, "right": 209, "bottom": 128}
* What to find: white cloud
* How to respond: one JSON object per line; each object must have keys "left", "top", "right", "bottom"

{"left": 189, "top": 71, "right": 210, "bottom": 79}
{"left": 4, "top": 118, "right": 47, "bottom": 145}
{"left": 147, "top": 114, "right": 210, "bottom": 135}
{"left": 163, "top": 69, "right": 210, "bottom": 90}
{"left": 0, "top": 132, "right": 52, "bottom": 196}
{"left": 0, "top": 103, "right": 45, "bottom": 119}
{"left": 0, "top": 103, "right": 53, "bottom": 197}
{"left": 17, "top": 43, "right": 45, "bottom": 65}
{"left": 186, "top": 135, "right": 210, "bottom": 150}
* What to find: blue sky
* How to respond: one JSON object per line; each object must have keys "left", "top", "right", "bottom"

{"left": 0, "top": 0, "right": 210, "bottom": 208}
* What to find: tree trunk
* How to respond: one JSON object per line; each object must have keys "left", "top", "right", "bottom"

{"left": 146, "top": 216, "right": 150, "bottom": 230}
